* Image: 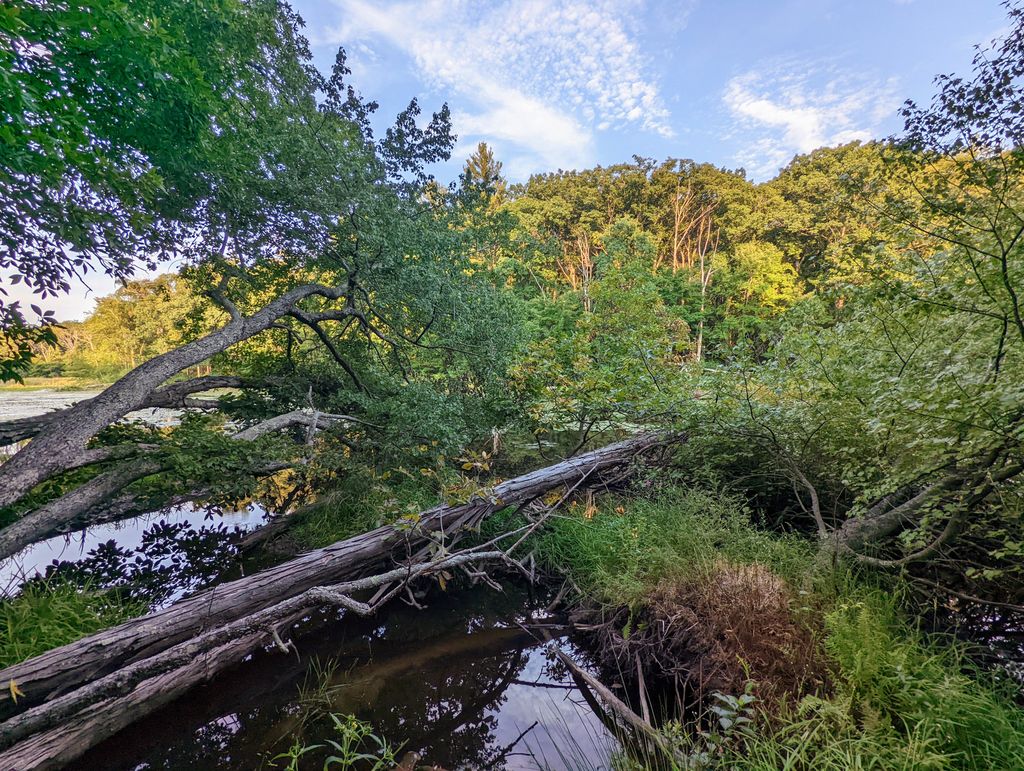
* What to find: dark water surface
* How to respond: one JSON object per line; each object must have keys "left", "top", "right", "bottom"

{"left": 2, "top": 390, "right": 616, "bottom": 769}
{"left": 77, "top": 585, "right": 616, "bottom": 770}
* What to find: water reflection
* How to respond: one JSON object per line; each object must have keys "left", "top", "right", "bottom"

{"left": 77, "top": 586, "right": 616, "bottom": 770}
{"left": 0, "top": 504, "right": 267, "bottom": 607}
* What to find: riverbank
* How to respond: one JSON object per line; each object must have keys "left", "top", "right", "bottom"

{"left": 0, "top": 377, "right": 112, "bottom": 393}
{"left": 529, "top": 487, "right": 1024, "bottom": 770}
{"left": 2, "top": 454, "right": 1023, "bottom": 769}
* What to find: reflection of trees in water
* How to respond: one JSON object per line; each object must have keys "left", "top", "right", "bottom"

{"left": 924, "top": 604, "right": 1024, "bottom": 686}
{"left": 38, "top": 518, "right": 247, "bottom": 607}
{"left": 83, "top": 623, "right": 547, "bottom": 770}
{"left": 112, "top": 647, "right": 535, "bottom": 770}
{"left": 91, "top": 697, "right": 291, "bottom": 770}
{"left": 351, "top": 645, "right": 532, "bottom": 768}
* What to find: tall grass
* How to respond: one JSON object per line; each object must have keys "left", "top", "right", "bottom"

{"left": 0, "top": 580, "right": 143, "bottom": 668}
{"left": 534, "top": 488, "right": 816, "bottom": 606}
{"left": 532, "top": 488, "right": 1024, "bottom": 770}
{"left": 720, "top": 589, "right": 1024, "bottom": 770}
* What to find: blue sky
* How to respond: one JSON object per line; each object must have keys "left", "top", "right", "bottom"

{"left": 293, "top": 0, "right": 1009, "bottom": 182}
{"left": 28, "top": 0, "right": 1012, "bottom": 320}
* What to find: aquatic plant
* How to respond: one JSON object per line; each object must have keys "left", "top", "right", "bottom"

{"left": 271, "top": 713, "right": 399, "bottom": 771}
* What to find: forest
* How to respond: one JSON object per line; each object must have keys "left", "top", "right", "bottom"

{"left": 0, "top": 0, "right": 1023, "bottom": 769}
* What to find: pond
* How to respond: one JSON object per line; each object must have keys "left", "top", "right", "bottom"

{"left": 0, "top": 388, "right": 101, "bottom": 421}
{"left": 1, "top": 388, "right": 621, "bottom": 770}
{"left": 76, "top": 584, "right": 617, "bottom": 771}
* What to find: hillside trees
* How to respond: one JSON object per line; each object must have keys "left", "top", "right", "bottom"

{"left": 26, "top": 276, "right": 211, "bottom": 380}
{"left": 682, "top": 14, "right": 1024, "bottom": 602}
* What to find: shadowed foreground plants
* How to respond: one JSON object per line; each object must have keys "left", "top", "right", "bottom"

{"left": 271, "top": 713, "right": 399, "bottom": 771}
{"left": 0, "top": 580, "right": 142, "bottom": 669}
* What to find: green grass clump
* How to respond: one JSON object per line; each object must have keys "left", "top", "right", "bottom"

{"left": 0, "top": 580, "right": 143, "bottom": 668}
{"left": 534, "top": 488, "right": 815, "bottom": 606}
{"left": 289, "top": 472, "right": 440, "bottom": 549}
{"left": 533, "top": 488, "right": 1024, "bottom": 769}
{"left": 715, "top": 589, "right": 1024, "bottom": 770}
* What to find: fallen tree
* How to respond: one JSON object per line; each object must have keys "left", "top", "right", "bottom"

{"left": 0, "top": 431, "right": 669, "bottom": 768}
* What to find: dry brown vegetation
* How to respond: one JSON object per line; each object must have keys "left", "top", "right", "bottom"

{"left": 577, "top": 561, "right": 828, "bottom": 710}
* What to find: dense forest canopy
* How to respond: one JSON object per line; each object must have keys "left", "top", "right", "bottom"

{"left": 1, "top": 1, "right": 1024, "bottom": 768}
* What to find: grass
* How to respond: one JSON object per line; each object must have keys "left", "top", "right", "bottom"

{"left": 288, "top": 471, "right": 440, "bottom": 549}
{"left": 717, "top": 590, "right": 1024, "bottom": 770}
{"left": 533, "top": 487, "right": 1024, "bottom": 770}
{"left": 0, "top": 580, "right": 144, "bottom": 668}
{"left": 0, "top": 376, "right": 108, "bottom": 392}
{"left": 534, "top": 488, "right": 818, "bottom": 607}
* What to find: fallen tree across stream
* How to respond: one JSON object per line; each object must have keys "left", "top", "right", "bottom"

{"left": 0, "top": 431, "right": 671, "bottom": 770}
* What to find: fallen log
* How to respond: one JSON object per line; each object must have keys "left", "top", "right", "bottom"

{"left": 0, "top": 432, "right": 668, "bottom": 724}
{"left": 0, "top": 551, "right": 512, "bottom": 770}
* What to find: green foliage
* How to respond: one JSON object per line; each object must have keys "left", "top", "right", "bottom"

{"left": 0, "top": 580, "right": 142, "bottom": 668}
{"left": 271, "top": 713, "right": 399, "bottom": 771}
{"left": 0, "top": 308, "right": 57, "bottom": 383}
{"left": 0, "top": 0, "right": 325, "bottom": 335}
{"left": 534, "top": 488, "right": 815, "bottom": 607}
{"left": 538, "top": 489, "right": 1024, "bottom": 771}
{"left": 27, "top": 274, "right": 212, "bottom": 381}
{"left": 716, "top": 591, "right": 1024, "bottom": 770}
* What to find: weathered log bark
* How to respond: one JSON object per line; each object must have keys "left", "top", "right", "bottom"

{"left": 0, "top": 632, "right": 266, "bottom": 771}
{"left": 0, "top": 432, "right": 668, "bottom": 726}
{"left": 0, "top": 285, "right": 351, "bottom": 509}
{"left": 0, "top": 550, "right": 511, "bottom": 765}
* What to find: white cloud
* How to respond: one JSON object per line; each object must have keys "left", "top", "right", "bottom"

{"left": 324, "top": 0, "right": 674, "bottom": 177}
{"left": 723, "top": 61, "right": 900, "bottom": 179}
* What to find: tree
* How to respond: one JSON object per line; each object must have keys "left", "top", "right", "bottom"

{"left": 0, "top": 2, "right": 297, "bottom": 363}
{"left": 462, "top": 142, "right": 507, "bottom": 206}
{"left": 694, "top": 4, "right": 1024, "bottom": 596}
{"left": 0, "top": 5, "right": 517, "bottom": 558}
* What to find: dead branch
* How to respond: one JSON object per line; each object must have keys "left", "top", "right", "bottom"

{"left": 0, "top": 432, "right": 669, "bottom": 718}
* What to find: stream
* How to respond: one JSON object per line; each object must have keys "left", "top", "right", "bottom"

{"left": 1, "top": 389, "right": 620, "bottom": 770}
{"left": 77, "top": 585, "right": 617, "bottom": 770}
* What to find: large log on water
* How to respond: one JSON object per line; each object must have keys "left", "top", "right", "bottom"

{"left": 0, "top": 432, "right": 667, "bottom": 769}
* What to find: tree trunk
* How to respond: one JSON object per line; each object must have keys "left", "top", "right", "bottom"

{"left": 0, "top": 285, "right": 348, "bottom": 510}
{"left": 0, "top": 432, "right": 669, "bottom": 726}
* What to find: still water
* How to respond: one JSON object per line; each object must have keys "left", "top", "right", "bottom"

{"left": 1, "top": 389, "right": 619, "bottom": 770}
{"left": 77, "top": 586, "right": 617, "bottom": 770}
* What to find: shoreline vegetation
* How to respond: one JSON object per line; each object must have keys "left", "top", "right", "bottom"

{"left": 0, "top": 377, "right": 111, "bottom": 393}
{"left": 1, "top": 0, "right": 1024, "bottom": 767}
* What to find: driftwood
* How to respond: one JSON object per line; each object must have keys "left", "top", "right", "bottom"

{"left": 0, "top": 432, "right": 669, "bottom": 769}
{"left": 0, "top": 551, "right": 512, "bottom": 770}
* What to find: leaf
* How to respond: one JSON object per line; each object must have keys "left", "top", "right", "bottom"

{"left": 8, "top": 679, "right": 24, "bottom": 704}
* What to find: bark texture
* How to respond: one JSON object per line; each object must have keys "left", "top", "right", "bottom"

{"left": 0, "top": 431, "right": 668, "bottom": 742}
